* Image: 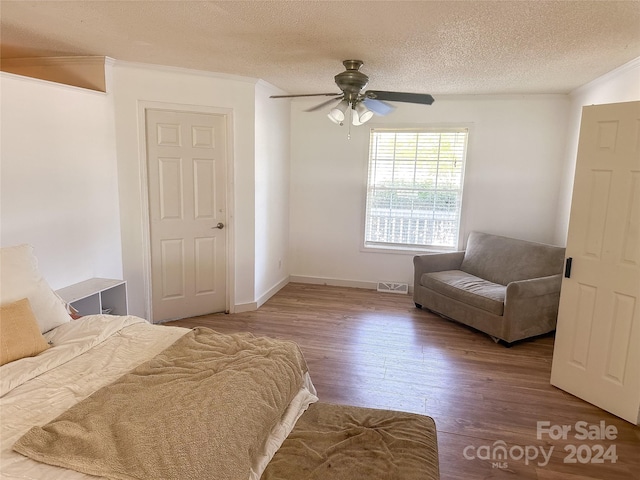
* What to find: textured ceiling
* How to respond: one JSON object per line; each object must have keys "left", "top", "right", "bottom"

{"left": 1, "top": 1, "right": 639, "bottom": 95}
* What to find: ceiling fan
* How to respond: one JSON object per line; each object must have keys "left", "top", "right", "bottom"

{"left": 270, "top": 60, "right": 434, "bottom": 127}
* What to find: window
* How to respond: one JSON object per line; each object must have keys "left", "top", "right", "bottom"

{"left": 364, "top": 128, "right": 468, "bottom": 251}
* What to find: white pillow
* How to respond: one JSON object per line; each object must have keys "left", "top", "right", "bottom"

{"left": 0, "top": 244, "right": 71, "bottom": 333}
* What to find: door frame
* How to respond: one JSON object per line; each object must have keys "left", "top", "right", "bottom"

{"left": 137, "top": 101, "right": 235, "bottom": 321}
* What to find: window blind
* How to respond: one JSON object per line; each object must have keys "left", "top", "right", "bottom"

{"left": 364, "top": 128, "right": 468, "bottom": 249}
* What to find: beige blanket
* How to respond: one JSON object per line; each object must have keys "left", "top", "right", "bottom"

{"left": 262, "top": 402, "right": 440, "bottom": 480}
{"left": 14, "top": 327, "right": 309, "bottom": 480}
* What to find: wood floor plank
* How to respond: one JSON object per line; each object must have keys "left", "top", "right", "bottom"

{"left": 166, "top": 283, "right": 640, "bottom": 480}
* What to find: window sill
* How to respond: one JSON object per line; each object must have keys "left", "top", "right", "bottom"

{"left": 361, "top": 244, "right": 458, "bottom": 256}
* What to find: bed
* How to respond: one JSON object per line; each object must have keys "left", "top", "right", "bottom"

{"left": 1, "top": 244, "right": 439, "bottom": 480}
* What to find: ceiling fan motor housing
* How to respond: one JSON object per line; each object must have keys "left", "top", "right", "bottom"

{"left": 334, "top": 59, "right": 369, "bottom": 103}
{"left": 269, "top": 59, "right": 434, "bottom": 116}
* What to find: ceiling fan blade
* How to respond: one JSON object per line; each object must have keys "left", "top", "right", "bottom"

{"left": 365, "top": 90, "right": 435, "bottom": 105}
{"left": 305, "top": 96, "right": 344, "bottom": 112}
{"left": 270, "top": 93, "right": 342, "bottom": 99}
{"left": 362, "top": 98, "right": 395, "bottom": 116}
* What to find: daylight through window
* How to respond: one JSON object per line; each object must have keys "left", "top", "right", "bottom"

{"left": 364, "top": 128, "right": 468, "bottom": 250}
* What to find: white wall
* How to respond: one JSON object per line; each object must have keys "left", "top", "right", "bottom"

{"left": 111, "top": 62, "right": 259, "bottom": 318}
{"left": 554, "top": 57, "right": 640, "bottom": 245}
{"left": 0, "top": 72, "right": 122, "bottom": 289}
{"left": 254, "top": 81, "right": 291, "bottom": 306}
{"left": 289, "top": 94, "right": 569, "bottom": 288}
{"left": 5, "top": 55, "right": 635, "bottom": 309}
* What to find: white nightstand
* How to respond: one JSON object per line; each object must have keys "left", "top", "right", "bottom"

{"left": 56, "top": 278, "right": 128, "bottom": 316}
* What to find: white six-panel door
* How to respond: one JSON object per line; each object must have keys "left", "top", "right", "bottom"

{"left": 551, "top": 101, "right": 640, "bottom": 424}
{"left": 146, "top": 109, "right": 228, "bottom": 322}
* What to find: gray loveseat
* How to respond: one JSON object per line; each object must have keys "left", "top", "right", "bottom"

{"left": 413, "top": 231, "right": 565, "bottom": 344}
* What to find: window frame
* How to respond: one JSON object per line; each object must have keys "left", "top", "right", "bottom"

{"left": 361, "top": 125, "right": 470, "bottom": 254}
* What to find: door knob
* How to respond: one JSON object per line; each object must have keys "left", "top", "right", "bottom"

{"left": 213, "top": 222, "right": 224, "bottom": 229}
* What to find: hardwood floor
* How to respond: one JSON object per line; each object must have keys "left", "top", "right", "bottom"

{"left": 166, "top": 283, "right": 640, "bottom": 480}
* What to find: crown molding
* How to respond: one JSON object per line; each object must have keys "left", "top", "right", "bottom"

{"left": 1, "top": 56, "right": 107, "bottom": 67}
{"left": 570, "top": 56, "right": 640, "bottom": 97}
{"left": 112, "top": 59, "right": 259, "bottom": 85}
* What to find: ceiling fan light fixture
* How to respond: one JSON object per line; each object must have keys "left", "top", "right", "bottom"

{"left": 327, "top": 112, "right": 342, "bottom": 124}
{"left": 327, "top": 100, "right": 349, "bottom": 123}
{"left": 270, "top": 60, "right": 434, "bottom": 132}
{"left": 352, "top": 103, "right": 373, "bottom": 126}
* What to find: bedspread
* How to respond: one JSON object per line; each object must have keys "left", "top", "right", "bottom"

{"left": 1, "top": 315, "right": 186, "bottom": 480}
{"left": 1, "top": 316, "right": 317, "bottom": 480}
{"left": 13, "top": 327, "right": 311, "bottom": 480}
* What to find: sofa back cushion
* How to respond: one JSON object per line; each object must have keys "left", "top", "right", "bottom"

{"left": 460, "top": 232, "right": 565, "bottom": 285}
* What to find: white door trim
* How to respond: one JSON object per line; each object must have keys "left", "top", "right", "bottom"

{"left": 137, "top": 100, "right": 235, "bottom": 321}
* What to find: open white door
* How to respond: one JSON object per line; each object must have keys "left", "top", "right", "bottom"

{"left": 551, "top": 101, "right": 640, "bottom": 424}
{"left": 146, "top": 109, "right": 228, "bottom": 322}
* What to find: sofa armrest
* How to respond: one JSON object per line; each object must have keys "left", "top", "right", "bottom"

{"left": 413, "top": 251, "right": 465, "bottom": 288}
{"left": 503, "top": 274, "right": 563, "bottom": 342}
{"left": 505, "top": 274, "right": 563, "bottom": 300}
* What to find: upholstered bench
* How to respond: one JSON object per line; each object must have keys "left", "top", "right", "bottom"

{"left": 262, "top": 402, "right": 440, "bottom": 480}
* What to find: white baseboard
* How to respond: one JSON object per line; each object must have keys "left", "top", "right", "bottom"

{"left": 256, "top": 276, "right": 290, "bottom": 308}
{"left": 233, "top": 275, "right": 414, "bottom": 313}
{"left": 289, "top": 275, "right": 378, "bottom": 290}
{"left": 232, "top": 276, "right": 290, "bottom": 313}
{"left": 233, "top": 302, "right": 258, "bottom": 313}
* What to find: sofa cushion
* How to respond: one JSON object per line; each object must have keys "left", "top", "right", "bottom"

{"left": 460, "top": 231, "right": 566, "bottom": 285}
{"left": 421, "top": 270, "right": 506, "bottom": 316}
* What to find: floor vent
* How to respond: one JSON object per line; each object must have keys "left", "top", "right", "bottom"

{"left": 376, "top": 282, "right": 409, "bottom": 294}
